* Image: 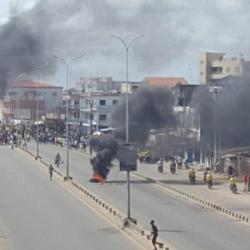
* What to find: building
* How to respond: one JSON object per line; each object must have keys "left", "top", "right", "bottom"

{"left": 76, "top": 77, "right": 120, "bottom": 93}
{"left": 143, "top": 77, "right": 188, "bottom": 88}
{"left": 2, "top": 80, "right": 62, "bottom": 123}
{"left": 119, "top": 81, "right": 142, "bottom": 93}
{"left": 79, "top": 93, "right": 123, "bottom": 133}
{"left": 62, "top": 88, "right": 81, "bottom": 126}
{"left": 199, "top": 52, "right": 250, "bottom": 85}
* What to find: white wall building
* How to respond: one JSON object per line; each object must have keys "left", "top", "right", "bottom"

{"left": 76, "top": 77, "right": 120, "bottom": 93}
{"left": 79, "top": 93, "right": 123, "bottom": 132}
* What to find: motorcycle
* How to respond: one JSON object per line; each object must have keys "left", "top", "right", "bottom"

{"left": 206, "top": 172, "right": 213, "bottom": 189}
{"left": 230, "top": 183, "right": 237, "bottom": 194}
{"left": 189, "top": 172, "right": 196, "bottom": 184}
{"left": 170, "top": 162, "right": 176, "bottom": 174}
{"left": 207, "top": 179, "right": 213, "bottom": 189}
{"left": 157, "top": 160, "right": 163, "bottom": 173}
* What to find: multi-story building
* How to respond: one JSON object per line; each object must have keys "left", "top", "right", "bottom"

{"left": 76, "top": 77, "right": 120, "bottom": 93}
{"left": 62, "top": 88, "right": 81, "bottom": 126}
{"left": 199, "top": 52, "right": 250, "bottom": 85}
{"left": 2, "top": 80, "right": 62, "bottom": 123}
{"left": 119, "top": 81, "right": 142, "bottom": 93}
{"left": 79, "top": 93, "right": 123, "bottom": 133}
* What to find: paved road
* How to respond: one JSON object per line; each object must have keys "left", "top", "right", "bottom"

{"left": 27, "top": 142, "right": 250, "bottom": 250}
{"left": 136, "top": 161, "right": 250, "bottom": 218}
{"left": 0, "top": 146, "right": 140, "bottom": 250}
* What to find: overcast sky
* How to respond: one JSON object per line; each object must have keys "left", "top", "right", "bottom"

{"left": 1, "top": 0, "right": 250, "bottom": 87}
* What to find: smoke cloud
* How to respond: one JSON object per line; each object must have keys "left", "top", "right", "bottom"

{"left": 0, "top": 5, "right": 56, "bottom": 98}
{"left": 193, "top": 77, "right": 250, "bottom": 151}
{"left": 112, "top": 86, "right": 176, "bottom": 144}
{"left": 2, "top": 0, "right": 249, "bottom": 88}
{"left": 89, "top": 134, "right": 118, "bottom": 179}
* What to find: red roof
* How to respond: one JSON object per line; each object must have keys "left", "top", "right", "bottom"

{"left": 143, "top": 77, "right": 188, "bottom": 88}
{"left": 8, "top": 80, "right": 62, "bottom": 89}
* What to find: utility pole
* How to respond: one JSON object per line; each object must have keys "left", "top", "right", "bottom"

{"left": 29, "top": 62, "right": 49, "bottom": 159}
{"left": 90, "top": 100, "right": 94, "bottom": 134}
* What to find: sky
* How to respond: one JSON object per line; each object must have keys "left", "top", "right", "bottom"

{"left": 1, "top": 0, "right": 250, "bottom": 88}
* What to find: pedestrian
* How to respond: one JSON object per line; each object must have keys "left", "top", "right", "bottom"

{"left": 54, "top": 152, "right": 61, "bottom": 167}
{"left": 228, "top": 165, "right": 233, "bottom": 179}
{"left": 49, "top": 164, "right": 54, "bottom": 181}
{"left": 150, "top": 220, "right": 160, "bottom": 250}
{"left": 23, "top": 140, "right": 28, "bottom": 150}
{"left": 243, "top": 174, "right": 248, "bottom": 192}
{"left": 83, "top": 140, "right": 86, "bottom": 152}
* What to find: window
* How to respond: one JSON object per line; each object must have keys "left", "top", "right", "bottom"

{"left": 200, "top": 60, "right": 204, "bottom": 64}
{"left": 132, "top": 86, "right": 138, "bottom": 91}
{"left": 100, "top": 100, "right": 106, "bottom": 105}
{"left": 210, "top": 67, "right": 222, "bottom": 73}
{"left": 52, "top": 92, "right": 58, "bottom": 96}
{"left": 200, "top": 72, "right": 204, "bottom": 75}
{"left": 113, "top": 100, "right": 118, "bottom": 105}
{"left": 226, "top": 67, "right": 230, "bottom": 73}
{"left": 99, "top": 114, "right": 107, "bottom": 121}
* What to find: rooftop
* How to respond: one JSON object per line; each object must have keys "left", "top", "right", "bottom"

{"left": 9, "top": 80, "right": 62, "bottom": 89}
{"left": 143, "top": 77, "right": 188, "bottom": 88}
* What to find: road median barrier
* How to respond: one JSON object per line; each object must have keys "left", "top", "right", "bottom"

{"left": 134, "top": 172, "right": 250, "bottom": 225}
{"left": 18, "top": 146, "right": 173, "bottom": 249}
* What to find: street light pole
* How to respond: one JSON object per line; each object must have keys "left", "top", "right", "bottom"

{"left": 52, "top": 53, "right": 84, "bottom": 179}
{"left": 30, "top": 62, "right": 49, "bottom": 159}
{"left": 111, "top": 34, "right": 143, "bottom": 220}
{"left": 210, "top": 86, "right": 222, "bottom": 169}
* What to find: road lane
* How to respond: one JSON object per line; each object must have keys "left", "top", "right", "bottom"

{"left": 0, "top": 146, "right": 140, "bottom": 250}
{"left": 27, "top": 142, "right": 250, "bottom": 250}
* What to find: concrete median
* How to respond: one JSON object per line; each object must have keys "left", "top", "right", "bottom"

{"left": 18, "top": 146, "right": 173, "bottom": 250}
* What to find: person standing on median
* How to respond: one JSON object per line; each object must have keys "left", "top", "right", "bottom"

{"left": 49, "top": 164, "right": 54, "bottom": 181}
{"left": 150, "top": 220, "right": 161, "bottom": 250}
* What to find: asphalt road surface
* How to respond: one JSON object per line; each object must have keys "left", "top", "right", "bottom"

{"left": 27, "top": 142, "right": 250, "bottom": 250}
{"left": 0, "top": 146, "right": 140, "bottom": 250}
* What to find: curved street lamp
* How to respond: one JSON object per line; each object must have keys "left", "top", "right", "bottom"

{"left": 52, "top": 53, "right": 84, "bottom": 179}
{"left": 29, "top": 62, "right": 49, "bottom": 159}
{"left": 111, "top": 34, "right": 144, "bottom": 221}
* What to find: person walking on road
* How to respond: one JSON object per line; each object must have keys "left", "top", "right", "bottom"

{"left": 55, "top": 152, "right": 61, "bottom": 167}
{"left": 49, "top": 164, "right": 54, "bottom": 181}
{"left": 243, "top": 174, "right": 248, "bottom": 192}
{"left": 150, "top": 220, "right": 160, "bottom": 250}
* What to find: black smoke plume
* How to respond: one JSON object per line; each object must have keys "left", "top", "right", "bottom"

{"left": 0, "top": 8, "right": 56, "bottom": 98}
{"left": 193, "top": 77, "right": 250, "bottom": 151}
{"left": 191, "top": 86, "right": 215, "bottom": 152}
{"left": 112, "top": 86, "right": 176, "bottom": 144}
{"left": 89, "top": 134, "right": 118, "bottom": 180}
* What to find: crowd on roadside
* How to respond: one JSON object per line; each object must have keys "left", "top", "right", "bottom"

{"left": 28, "top": 125, "right": 91, "bottom": 152}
